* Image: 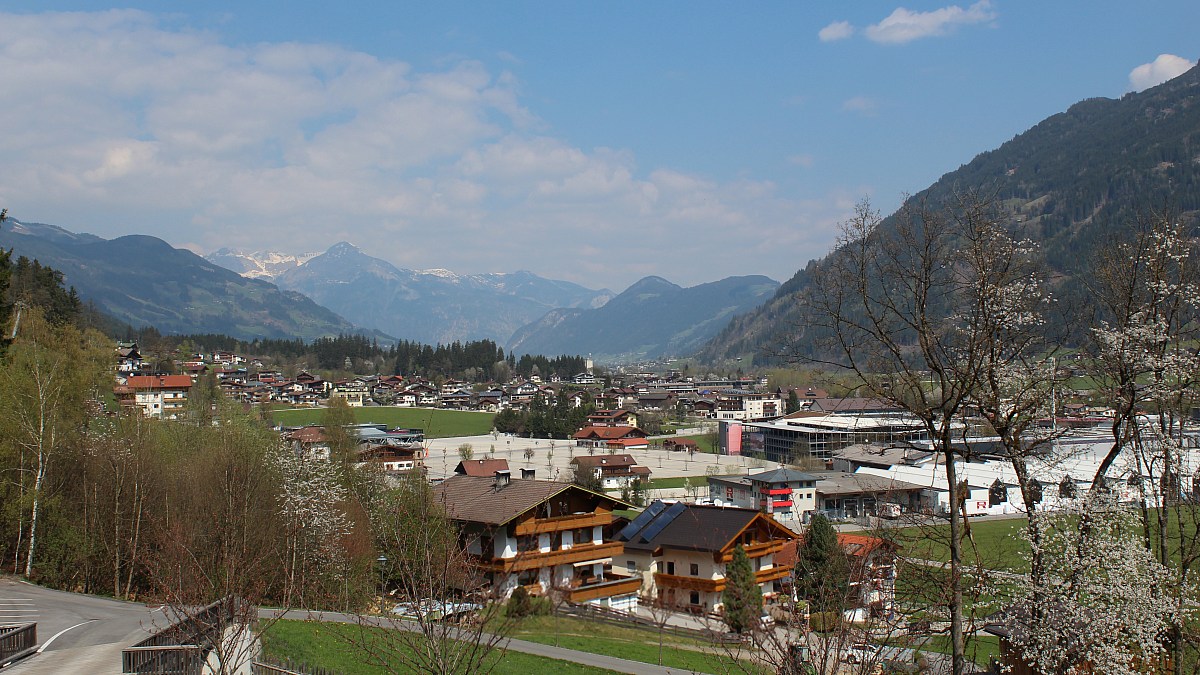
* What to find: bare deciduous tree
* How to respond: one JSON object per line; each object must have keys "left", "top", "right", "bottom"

{"left": 343, "top": 472, "right": 511, "bottom": 675}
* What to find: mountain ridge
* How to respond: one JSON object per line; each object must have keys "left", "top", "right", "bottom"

{"left": 213, "top": 242, "right": 615, "bottom": 346}
{"left": 0, "top": 220, "right": 390, "bottom": 342}
{"left": 509, "top": 274, "right": 779, "bottom": 362}
{"left": 698, "top": 63, "right": 1200, "bottom": 364}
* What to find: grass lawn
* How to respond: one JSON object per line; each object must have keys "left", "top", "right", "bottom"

{"left": 663, "top": 434, "right": 719, "bottom": 454}
{"left": 508, "top": 614, "right": 767, "bottom": 675}
{"left": 269, "top": 406, "right": 495, "bottom": 438}
{"left": 867, "top": 517, "right": 1030, "bottom": 573}
{"left": 882, "top": 508, "right": 1200, "bottom": 573}
{"left": 261, "top": 619, "right": 623, "bottom": 675}
{"left": 645, "top": 476, "right": 706, "bottom": 491}
{"left": 915, "top": 634, "right": 1000, "bottom": 668}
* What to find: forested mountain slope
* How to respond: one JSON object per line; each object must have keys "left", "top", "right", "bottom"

{"left": 700, "top": 63, "right": 1200, "bottom": 364}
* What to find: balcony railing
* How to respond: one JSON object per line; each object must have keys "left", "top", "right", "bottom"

{"left": 654, "top": 572, "right": 722, "bottom": 593}
{"left": 718, "top": 540, "right": 783, "bottom": 562}
{"left": 474, "top": 541, "right": 624, "bottom": 573}
{"left": 513, "top": 511, "right": 610, "bottom": 536}
{"left": 567, "top": 576, "right": 642, "bottom": 603}
{"left": 655, "top": 566, "right": 790, "bottom": 594}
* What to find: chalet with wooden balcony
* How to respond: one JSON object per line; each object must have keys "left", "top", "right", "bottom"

{"left": 355, "top": 444, "right": 423, "bottom": 474}
{"left": 432, "top": 474, "right": 640, "bottom": 610}
{"left": 572, "top": 425, "right": 649, "bottom": 452}
{"left": 615, "top": 500, "right": 798, "bottom": 614}
{"left": 115, "top": 375, "right": 193, "bottom": 419}
{"left": 569, "top": 454, "right": 652, "bottom": 489}
{"left": 283, "top": 425, "right": 332, "bottom": 461}
{"left": 587, "top": 409, "right": 639, "bottom": 428}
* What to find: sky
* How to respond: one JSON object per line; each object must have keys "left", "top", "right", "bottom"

{"left": 0, "top": 2, "right": 1196, "bottom": 292}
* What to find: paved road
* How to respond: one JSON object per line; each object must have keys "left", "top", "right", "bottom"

{"left": 0, "top": 577, "right": 165, "bottom": 675}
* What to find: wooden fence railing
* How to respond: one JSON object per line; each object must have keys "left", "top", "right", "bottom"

{"left": 122, "top": 596, "right": 241, "bottom": 674}
{"left": 0, "top": 623, "right": 37, "bottom": 668}
{"left": 252, "top": 657, "right": 342, "bottom": 675}
{"left": 562, "top": 602, "right": 742, "bottom": 645}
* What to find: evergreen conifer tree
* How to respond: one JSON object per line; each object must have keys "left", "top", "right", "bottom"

{"left": 795, "top": 513, "right": 850, "bottom": 612}
{"left": 721, "top": 544, "right": 762, "bottom": 634}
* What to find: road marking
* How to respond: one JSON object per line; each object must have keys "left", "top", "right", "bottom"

{"left": 36, "top": 619, "right": 97, "bottom": 653}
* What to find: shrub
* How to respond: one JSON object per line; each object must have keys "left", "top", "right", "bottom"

{"left": 505, "top": 587, "right": 551, "bottom": 618}
{"left": 809, "top": 611, "right": 842, "bottom": 633}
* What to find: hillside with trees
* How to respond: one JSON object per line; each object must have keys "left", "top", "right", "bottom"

{"left": 700, "top": 62, "right": 1200, "bottom": 364}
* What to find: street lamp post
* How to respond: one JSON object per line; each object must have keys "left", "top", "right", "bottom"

{"left": 377, "top": 554, "right": 389, "bottom": 611}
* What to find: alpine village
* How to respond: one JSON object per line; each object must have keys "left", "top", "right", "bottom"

{"left": 2, "top": 11, "right": 1200, "bottom": 675}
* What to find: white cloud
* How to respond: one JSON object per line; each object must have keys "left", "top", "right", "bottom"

{"left": 818, "top": 21, "right": 855, "bottom": 42}
{"left": 0, "top": 10, "right": 846, "bottom": 290}
{"left": 788, "top": 154, "right": 815, "bottom": 168}
{"left": 842, "top": 96, "right": 878, "bottom": 115}
{"left": 1129, "top": 54, "right": 1195, "bottom": 91}
{"left": 864, "top": 1, "right": 996, "bottom": 45}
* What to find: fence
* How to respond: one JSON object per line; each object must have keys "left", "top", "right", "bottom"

{"left": 122, "top": 596, "right": 242, "bottom": 674}
{"left": 0, "top": 623, "right": 37, "bottom": 668}
{"left": 252, "top": 657, "right": 342, "bottom": 675}
{"left": 562, "top": 602, "right": 743, "bottom": 645}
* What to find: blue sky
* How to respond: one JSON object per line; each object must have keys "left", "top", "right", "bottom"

{"left": 0, "top": 2, "right": 1195, "bottom": 290}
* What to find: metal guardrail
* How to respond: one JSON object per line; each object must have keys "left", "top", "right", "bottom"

{"left": 122, "top": 596, "right": 240, "bottom": 674}
{"left": 0, "top": 622, "right": 38, "bottom": 667}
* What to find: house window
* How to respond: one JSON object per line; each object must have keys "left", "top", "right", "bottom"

{"left": 516, "top": 534, "right": 538, "bottom": 553}
{"left": 666, "top": 561, "right": 675, "bottom": 575}
{"left": 689, "top": 591, "right": 700, "bottom": 606}
{"left": 689, "top": 563, "right": 699, "bottom": 576}
{"left": 627, "top": 560, "right": 636, "bottom": 574}
{"left": 573, "top": 527, "right": 593, "bottom": 546}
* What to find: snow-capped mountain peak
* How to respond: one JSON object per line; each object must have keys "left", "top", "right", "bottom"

{"left": 205, "top": 248, "right": 319, "bottom": 281}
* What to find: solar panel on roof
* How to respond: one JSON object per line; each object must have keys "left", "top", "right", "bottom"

{"left": 638, "top": 501, "right": 687, "bottom": 543}
{"left": 617, "top": 500, "right": 665, "bottom": 541}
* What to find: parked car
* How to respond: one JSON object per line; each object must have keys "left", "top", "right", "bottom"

{"left": 391, "top": 600, "right": 482, "bottom": 622}
{"left": 845, "top": 643, "right": 874, "bottom": 664}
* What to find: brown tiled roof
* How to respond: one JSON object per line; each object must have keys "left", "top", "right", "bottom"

{"left": 126, "top": 375, "right": 193, "bottom": 389}
{"left": 777, "top": 533, "right": 899, "bottom": 568}
{"left": 605, "top": 438, "right": 649, "bottom": 448}
{"left": 622, "top": 503, "right": 796, "bottom": 554}
{"left": 454, "top": 458, "right": 511, "bottom": 477}
{"left": 589, "top": 409, "right": 632, "bottom": 420}
{"left": 285, "top": 426, "right": 328, "bottom": 443}
{"left": 572, "top": 426, "right": 647, "bottom": 440}
{"left": 433, "top": 475, "right": 623, "bottom": 526}
{"left": 571, "top": 454, "right": 637, "bottom": 469}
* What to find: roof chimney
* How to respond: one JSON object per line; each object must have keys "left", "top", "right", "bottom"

{"left": 494, "top": 470, "right": 511, "bottom": 489}
{"left": 521, "top": 468, "right": 536, "bottom": 480}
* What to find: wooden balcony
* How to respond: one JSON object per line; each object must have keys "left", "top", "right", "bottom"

{"left": 655, "top": 572, "right": 722, "bottom": 593}
{"left": 567, "top": 576, "right": 642, "bottom": 603}
{"left": 474, "top": 541, "right": 624, "bottom": 573}
{"left": 717, "top": 540, "right": 783, "bottom": 562}
{"left": 655, "top": 565, "right": 790, "bottom": 593}
{"left": 513, "top": 510, "right": 611, "bottom": 536}
{"left": 755, "top": 566, "right": 791, "bottom": 584}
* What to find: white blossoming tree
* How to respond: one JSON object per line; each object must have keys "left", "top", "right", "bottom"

{"left": 1005, "top": 501, "right": 1185, "bottom": 674}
